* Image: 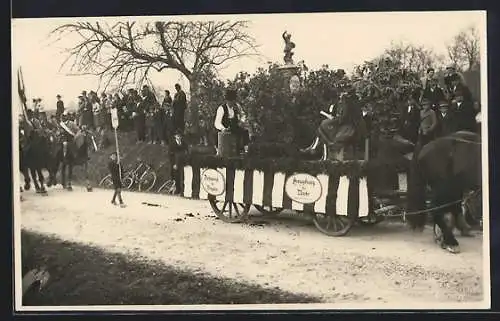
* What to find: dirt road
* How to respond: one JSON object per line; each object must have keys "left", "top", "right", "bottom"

{"left": 18, "top": 187, "right": 486, "bottom": 308}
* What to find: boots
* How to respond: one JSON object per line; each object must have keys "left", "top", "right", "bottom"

{"left": 300, "top": 137, "right": 320, "bottom": 154}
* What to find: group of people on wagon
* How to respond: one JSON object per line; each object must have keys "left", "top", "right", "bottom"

{"left": 298, "top": 65, "right": 480, "bottom": 160}
{"left": 400, "top": 66, "right": 479, "bottom": 150}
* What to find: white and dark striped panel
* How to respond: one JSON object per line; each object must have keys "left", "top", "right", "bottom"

{"left": 252, "top": 170, "right": 264, "bottom": 206}
{"left": 232, "top": 169, "right": 246, "bottom": 204}
{"left": 271, "top": 172, "right": 286, "bottom": 209}
{"left": 358, "top": 177, "right": 369, "bottom": 218}
{"left": 398, "top": 172, "right": 407, "bottom": 192}
{"left": 182, "top": 166, "right": 370, "bottom": 218}
{"left": 336, "top": 176, "right": 350, "bottom": 216}
{"left": 314, "top": 174, "right": 329, "bottom": 214}
{"left": 183, "top": 165, "right": 193, "bottom": 198}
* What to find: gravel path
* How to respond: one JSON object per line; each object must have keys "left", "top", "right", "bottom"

{"left": 18, "top": 187, "right": 487, "bottom": 308}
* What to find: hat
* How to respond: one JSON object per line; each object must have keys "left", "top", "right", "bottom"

{"left": 426, "top": 67, "right": 435, "bottom": 74}
{"left": 56, "top": 94, "right": 61, "bottom": 98}
{"left": 82, "top": 90, "right": 87, "bottom": 95}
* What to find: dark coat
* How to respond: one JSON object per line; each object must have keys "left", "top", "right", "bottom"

{"left": 56, "top": 100, "right": 65, "bottom": 118}
{"left": 436, "top": 110, "right": 456, "bottom": 137}
{"left": 451, "top": 100, "right": 477, "bottom": 133}
{"left": 108, "top": 160, "right": 122, "bottom": 187}
{"left": 172, "top": 90, "right": 187, "bottom": 132}
{"left": 399, "top": 105, "right": 421, "bottom": 144}
{"left": 422, "top": 86, "right": 446, "bottom": 108}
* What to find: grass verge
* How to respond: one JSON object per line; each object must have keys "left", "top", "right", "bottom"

{"left": 20, "top": 230, "right": 320, "bottom": 306}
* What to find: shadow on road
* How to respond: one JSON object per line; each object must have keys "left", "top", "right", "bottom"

{"left": 20, "top": 230, "right": 320, "bottom": 306}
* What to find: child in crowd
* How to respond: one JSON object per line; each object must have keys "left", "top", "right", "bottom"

{"left": 108, "top": 152, "right": 126, "bottom": 207}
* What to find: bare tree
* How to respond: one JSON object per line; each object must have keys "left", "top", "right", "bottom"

{"left": 50, "top": 20, "right": 259, "bottom": 132}
{"left": 383, "top": 41, "right": 445, "bottom": 75}
{"left": 446, "top": 26, "right": 480, "bottom": 71}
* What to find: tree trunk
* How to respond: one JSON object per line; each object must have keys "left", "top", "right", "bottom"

{"left": 188, "top": 76, "right": 201, "bottom": 142}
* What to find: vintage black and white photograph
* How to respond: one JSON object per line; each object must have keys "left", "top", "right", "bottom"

{"left": 12, "top": 11, "right": 489, "bottom": 310}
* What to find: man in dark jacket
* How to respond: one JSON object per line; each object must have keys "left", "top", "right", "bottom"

{"left": 421, "top": 78, "right": 446, "bottom": 111}
{"left": 435, "top": 100, "right": 455, "bottom": 137}
{"left": 451, "top": 90, "right": 477, "bottom": 133}
{"left": 55, "top": 95, "right": 65, "bottom": 121}
{"left": 169, "top": 133, "right": 188, "bottom": 195}
{"left": 172, "top": 84, "right": 187, "bottom": 134}
{"left": 162, "top": 90, "right": 173, "bottom": 143}
{"left": 399, "top": 95, "right": 421, "bottom": 144}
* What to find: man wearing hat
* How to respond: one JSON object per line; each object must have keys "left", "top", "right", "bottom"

{"left": 435, "top": 99, "right": 455, "bottom": 137}
{"left": 214, "top": 88, "right": 250, "bottom": 154}
{"left": 451, "top": 90, "right": 477, "bottom": 133}
{"left": 56, "top": 94, "right": 65, "bottom": 122}
{"left": 172, "top": 83, "right": 187, "bottom": 135}
{"left": 421, "top": 78, "right": 446, "bottom": 111}
{"left": 399, "top": 92, "right": 421, "bottom": 144}
{"left": 417, "top": 97, "right": 438, "bottom": 146}
{"left": 168, "top": 131, "right": 189, "bottom": 195}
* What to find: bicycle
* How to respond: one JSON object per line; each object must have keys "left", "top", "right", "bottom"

{"left": 156, "top": 179, "right": 176, "bottom": 194}
{"left": 123, "top": 161, "right": 157, "bottom": 192}
{"left": 99, "top": 161, "right": 157, "bottom": 192}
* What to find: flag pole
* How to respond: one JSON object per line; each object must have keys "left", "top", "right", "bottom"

{"left": 110, "top": 107, "right": 121, "bottom": 179}
{"left": 115, "top": 127, "right": 121, "bottom": 179}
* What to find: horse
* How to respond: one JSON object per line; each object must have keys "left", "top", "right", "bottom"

{"left": 19, "top": 128, "right": 31, "bottom": 191}
{"left": 57, "top": 125, "right": 95, "bottom": 192}
{"left": 406, "top": 131, "right": 481, "bottom": 253}
{"left": 19, "top": 126, "right": 51, "bottom": 195}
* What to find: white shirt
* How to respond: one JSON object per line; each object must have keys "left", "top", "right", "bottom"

{"left": 214, "top": 103, "right": 245, "bottom": 131}
{"left": 92, "top": 102, "right": 101, "bottom": 113}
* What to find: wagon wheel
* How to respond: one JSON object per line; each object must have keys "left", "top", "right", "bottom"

{"left": 312, "top": 212, "right": 355, "bottom": 237}
{"left": 254, "top": 205, "right": 284, "bottom": 215}
{"left": 209, "top": 199, "right": 251, "bottom": 223}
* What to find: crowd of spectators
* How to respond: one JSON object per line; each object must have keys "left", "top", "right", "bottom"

{"left": 28, "top": 83, "right": 191, "bottom": 149}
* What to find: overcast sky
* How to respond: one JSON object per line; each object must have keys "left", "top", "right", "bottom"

{"left": 11, "top": 11, "right": 485, "bottom": 110}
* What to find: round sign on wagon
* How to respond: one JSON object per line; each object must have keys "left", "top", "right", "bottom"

{"left": 201, "top": 169, "right": 226, "bottom": 196}
{"left": 285, "top": 173, "right": 322, "bottom": 204}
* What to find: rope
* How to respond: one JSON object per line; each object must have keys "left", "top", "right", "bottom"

{"left": 381, "top": 189, "right": 481, "bottom": 218}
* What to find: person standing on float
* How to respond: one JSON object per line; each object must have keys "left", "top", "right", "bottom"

{"left": 213, "top": 89, "right": 250, "bottom": 154}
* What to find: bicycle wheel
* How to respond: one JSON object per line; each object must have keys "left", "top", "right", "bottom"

{"left": 157, "top": 179, "right": 176, "bottom": 194}
{"left": 98, "top": 174, "right": 113, "bottom": 189}
{"left": 138, "top": 171, "right": 157, "bottom": 192}
{"left": 122, "top": 174, "right": 134, "bottom": 190}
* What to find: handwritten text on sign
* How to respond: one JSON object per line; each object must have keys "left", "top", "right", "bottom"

{"left": 285, "top": 173, "right": 322, "bottom": 204}
{"left": 201, "top": 169, "right": 226, "bottom": 196}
